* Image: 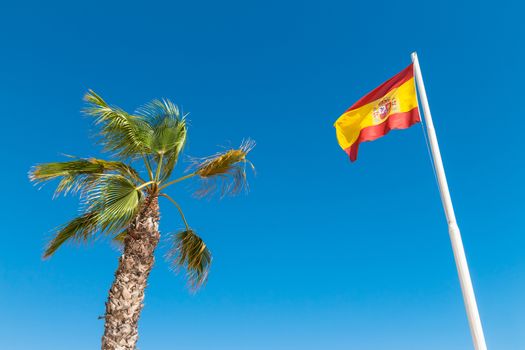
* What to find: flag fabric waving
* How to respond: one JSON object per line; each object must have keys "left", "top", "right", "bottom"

{"left": 334, "top": 64, "right": 420, "bottom": 162}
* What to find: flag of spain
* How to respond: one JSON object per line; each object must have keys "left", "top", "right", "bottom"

{"left": 334, "top": 64, "right": 421, "bottom": 162}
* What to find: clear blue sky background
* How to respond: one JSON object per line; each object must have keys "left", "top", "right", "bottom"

{"left": 1, "top": 1, "right": 523, "bottom": 349}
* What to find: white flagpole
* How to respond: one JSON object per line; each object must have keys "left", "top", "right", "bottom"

{"left": 411, "top": 52, "right": 487, "bottom": 350}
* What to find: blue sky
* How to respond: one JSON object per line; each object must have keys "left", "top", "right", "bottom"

{"left": 1, "top": 0, "right": 524, "bottom": 349}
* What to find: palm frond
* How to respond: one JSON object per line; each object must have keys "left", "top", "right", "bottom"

{"left": 29, "top": 157, "right": 142, "bottom": 197}
{"left": 44, "top": 212, "right": 98, "bottom": 258}
{"left": 83, "top": 175, "right": 143, "bottom": 233}
{"left": 152, "top": 117, "right": 187, "bottom": 156}
{"left": 84, "top": 90, "right": 153, "bottom": 158}
{"left": 166, "top": 229, "right": 212, "bottom": 290}
{"left": 135, "top": 98, "right": 181, "bottom": 120}
{"left": 136, "top": 98, "right": 188, "bottom": 180}
{"left": 192, "top": 139, "right": 255, "bottom": 197}
{"left": 136, "top": 99, "right": 187, "bottom": 157}
{"left": 43, "top": 175, "right": 142, "bottom": 257}
{"left": 158, "top": 139, "right": 186, "bottom": 182}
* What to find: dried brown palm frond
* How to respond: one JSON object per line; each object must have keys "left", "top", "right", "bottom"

{"left": 191, "top": 139, "right": 255, "bottom": 198}
{"left": 165, "top": 229, "right": 212, "bottom": 290}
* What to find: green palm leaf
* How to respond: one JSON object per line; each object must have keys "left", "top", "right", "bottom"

{"left": 29, "top": 157, "right": 142, "bottom": 197}
{"left": 151, "top": 116, "right": 186, "bottom": 155}
{"left": 137, "top": 99, "right": 187, "bottom": 155}
{"left": 84, "top": 175, "right": 143, "bottom": 233}
{"left": 43, "top": 175, "right": 143, "bottom": 257}
{"left": 135, "top": 98, "right": 180, "bottom": 121}
{"left": 166, "top": 229, "right": 212, "bottom": 289}
{"left": 84, "top": 90, "right": 153, "bottom": 158}
{"left": 44, "top": 212, "right": 98, "bottom": 258}
{"left": 136, "top": 99, "right": 188, "bottom": 180}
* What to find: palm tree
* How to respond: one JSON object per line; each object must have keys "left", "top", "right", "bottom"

{"left": 29, "top": 91, "right": 255, "bottom": 350}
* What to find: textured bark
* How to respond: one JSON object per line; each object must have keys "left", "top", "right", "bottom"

{"left": 101, "top": 195, "right": 160, "bottom": 350}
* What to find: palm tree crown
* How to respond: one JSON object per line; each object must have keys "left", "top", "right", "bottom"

{"left": 30, "top": 90, "right": 254, "bottom": 288}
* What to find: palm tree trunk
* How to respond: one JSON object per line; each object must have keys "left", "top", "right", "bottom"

{"left": 101, "top": 195, "right": 160, "bottom": 350}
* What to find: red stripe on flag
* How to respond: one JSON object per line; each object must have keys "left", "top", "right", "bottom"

{"left": 344, "top": 108, "right": 421, "bottom": 162}
{"left": 346, "top": 64, "right": 414, "bottom": 112}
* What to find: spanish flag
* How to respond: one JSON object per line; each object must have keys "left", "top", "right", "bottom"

{"left": 334, "top": 64, "right": 420, "bottom": 162}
